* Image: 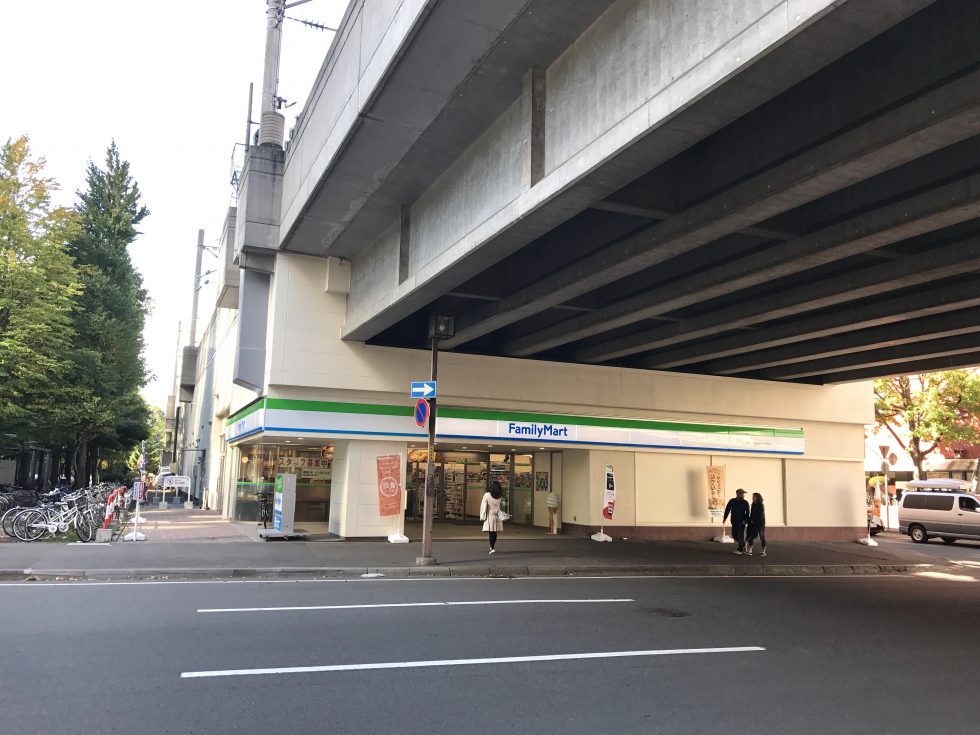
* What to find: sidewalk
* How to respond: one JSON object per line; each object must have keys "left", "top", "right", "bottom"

{"left": 0, "top": 525, "right": 956, "bottom": 581}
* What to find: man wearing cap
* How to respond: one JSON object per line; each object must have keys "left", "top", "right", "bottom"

{"left": 723, "top": 488, "right": 751, "bottom": 554}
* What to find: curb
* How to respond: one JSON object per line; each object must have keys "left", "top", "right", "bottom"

{"left": 4, "top": 562, "right": 945, "bottom": 582}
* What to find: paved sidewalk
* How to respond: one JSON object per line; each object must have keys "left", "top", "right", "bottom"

{"left": 0, "top": 526, "right": 961, "bottom": 581}
{"left": 126, "top": 508, "right": 252, "bottom": 543}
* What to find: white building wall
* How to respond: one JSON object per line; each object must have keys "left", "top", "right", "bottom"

{"left": 211, "top": 251, "right": 873, "bottom": 537}
{"left": 330, "top": 440, "right": 407, "bottom": 538}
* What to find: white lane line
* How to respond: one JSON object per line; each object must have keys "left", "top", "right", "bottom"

{"left": 0, "top": 575, "right": 914, "bottom": 588}
{"left": 197, "top": 598, "right": 633, "bottom": 613}
{"left": 181, "top": 646, "right": 765, "bottom": 679}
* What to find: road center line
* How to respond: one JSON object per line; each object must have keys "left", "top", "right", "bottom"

{"left": 181, "top": 646, "right": 765, "bottom": 679}
{"left": 197, "top": 598, "right": 634, "bottom": 613}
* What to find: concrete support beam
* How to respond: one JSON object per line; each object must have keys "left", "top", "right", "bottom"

{"left": 399, "top": 205, "right": 411, "bottom": 284}
{"left": 521, "top": 67, "right": 546, "bottom": 188}
{"left": 760, "top": 333, "right": 980, "bottom": 381}
{"left": 609, "top": 236, "right": 980, "bottom": 368}
{"left": 826, "top": 351, "right": 980, "bottom": 384}
{"left": 233, "top": 268, "right": 272, "bottom": 393}
{"left": 703, "top": 309, "right": 980, "bottom": 376}
{"left": 642, "top": 277, "right": 980, "bottom": 371}
{"left": 442, "top": 68, "right": 980, "bottom": 352}
{"left": 513, "top": 172, "right": 980, "bottom": 357}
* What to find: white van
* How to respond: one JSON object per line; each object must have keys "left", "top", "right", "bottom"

{"left": 899, "top": 479, "right": 980, "bottom": 544}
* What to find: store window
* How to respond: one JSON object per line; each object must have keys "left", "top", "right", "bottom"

{"left": 232, "top": 443, "right": 333, "bottom": 522}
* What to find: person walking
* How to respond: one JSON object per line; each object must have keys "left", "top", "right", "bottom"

{"left": 723, "top": 488, "right": 750, "bottom": 554}
{"left": 546, "top": 489, "right": 560, "bottom": 533}
{"left": 746, "top": 492, "right": 767, "bottom": 557}
{"left": 480, "top": 480, "right": 507, "bottom": 554}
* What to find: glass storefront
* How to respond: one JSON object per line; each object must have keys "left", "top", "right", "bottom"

{"left": 406, "top": 450, "right": 538, "bottom": 526}
{"left": 232, "top": 443, "right": 333, "bottom": 522}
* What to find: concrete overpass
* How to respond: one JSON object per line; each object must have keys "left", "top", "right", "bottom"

{"left": 231, "top": 0, "right": 980, "bottom": 387}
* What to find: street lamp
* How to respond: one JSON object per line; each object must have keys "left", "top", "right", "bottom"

{"left": 417, "top": 315, "right": 454, "bottom": 566}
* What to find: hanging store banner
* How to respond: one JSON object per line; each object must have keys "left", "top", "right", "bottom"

{"left": 376, "top": 454, "right": 402, "bottom": 517}
{"left": 602, "top": 464, "right": 616, "bottom": 520}
{"left": 706, "top": 465, "right": 726, "bottom": 517}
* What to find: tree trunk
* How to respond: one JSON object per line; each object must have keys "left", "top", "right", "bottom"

{"left": 910, "top": 436, "right": 924, "bottom": 480}
{"left": 73, "top": 437, "right": 88, "bottom": 489}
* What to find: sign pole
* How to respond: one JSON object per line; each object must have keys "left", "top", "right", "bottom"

{"left": 418, "top": 338, "right": 438, "bottom": 565}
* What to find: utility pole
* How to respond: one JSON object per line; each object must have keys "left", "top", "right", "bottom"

{"left": 417, "top": 316, "right": 454, "bottom": 565}
{"left": 190, "top": 229, "right": 204, "bottom": 346}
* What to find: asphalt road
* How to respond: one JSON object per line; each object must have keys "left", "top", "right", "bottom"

{"left": 2, "top": 571, "right": 979, "bottom": 734}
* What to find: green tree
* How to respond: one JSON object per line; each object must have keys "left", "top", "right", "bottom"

{"left": 0, "top": 136, "right": 81, "bottom": 444}
{"left": 127, "top": 404, "right": 165, "bottom": 475}
{"left": 874, "top": 371, "right": 980, "bottom": 479}
{"left": 63, "top": 141, "right": 151, "bottom": 484}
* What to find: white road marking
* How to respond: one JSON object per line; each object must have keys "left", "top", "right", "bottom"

{"left": 197, "top": 598, "right": 634, "bottom": 613}
{"left": 0, "top": 575, "right": 914, "bottom": 588}
{"left": 181, "top": 646, "right": 766, "bottom": 679}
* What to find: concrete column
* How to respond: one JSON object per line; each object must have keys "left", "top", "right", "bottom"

{"left": 399, "top": 205, "right": 411, "bottom": 284}
{"left": 521, "top": 67, "right": 546, "bottom": 187}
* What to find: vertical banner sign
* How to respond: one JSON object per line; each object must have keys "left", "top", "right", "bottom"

{"left": 602, "top": 464, "right": 616, "bottom": 520}
{"left": 377, "top": 454, "right": 403, "bottom": 517}
{"left": 706, "top": 465, "right": 726, "bottom": 517}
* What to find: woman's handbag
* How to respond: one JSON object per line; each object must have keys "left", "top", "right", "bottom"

{"left": 497, "top": 508, "right": 511, "bottom": 522}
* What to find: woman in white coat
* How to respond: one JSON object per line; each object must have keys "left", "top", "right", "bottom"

{"left": 480, "top": 480, "right": 506, "bottom": 554}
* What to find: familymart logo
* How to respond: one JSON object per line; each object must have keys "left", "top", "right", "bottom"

{"left": 505, "top": 422, "right": 572, "bottom": 440}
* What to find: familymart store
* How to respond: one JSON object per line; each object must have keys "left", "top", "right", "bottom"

{"left": 220, "top": 396, "right": 865, "bottom": 541}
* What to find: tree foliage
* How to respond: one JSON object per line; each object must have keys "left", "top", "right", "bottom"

{"left": 61, "top": 141, "right": 152, "bottom": 484}
{"left": 0, "top": 136, "right": 81, "bottom": 443}
{"left": 874, "top": 371, "right": 980, "bottom": 479}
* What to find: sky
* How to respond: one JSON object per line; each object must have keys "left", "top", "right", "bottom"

{"left": 1, "top": 0, "right": 349, "bottom": 410}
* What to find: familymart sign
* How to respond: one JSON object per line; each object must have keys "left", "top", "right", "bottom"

{"left": 226, "top": 398, "right": 804, "bottom": 455}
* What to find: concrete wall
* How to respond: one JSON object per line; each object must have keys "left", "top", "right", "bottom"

{"left": 281, "top": 0, "right": 428, "bottom": 242}
{"left": 265, "top": 253, "right": 872, "bottom": 429}
{"left": 561, "top": 450, "right": 591, "bottom": 527}
{"left": 329, "top": 439, "right": 407, "bottom": 537}
{"left": 345, "top": 0, "right": 840, "bottom": 334}
{"left": 410, "top": 100, "right": 524, "bottom": 274}
{"left": 785, "top": 459, "right": 866, "bottom": 527}
{"left": 216, "top": 250, "right": 872, "bottom": 536}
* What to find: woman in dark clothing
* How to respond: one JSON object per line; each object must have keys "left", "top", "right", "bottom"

{"left": 746, "top": 492, "right": 767, "bottom": 557}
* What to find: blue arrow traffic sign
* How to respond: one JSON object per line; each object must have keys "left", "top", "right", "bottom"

{"left": 414, "top": 398, "right": 430, "bottom": 427}
{"left": 410, "top": 381, "right": 437, "bottom": 398}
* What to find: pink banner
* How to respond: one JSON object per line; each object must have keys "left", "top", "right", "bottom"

{"left": 377, "top": 455, "right": 402, "bottom": 517}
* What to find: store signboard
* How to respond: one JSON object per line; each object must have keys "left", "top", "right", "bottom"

{"left": 227, "top": 399, "right": 805, "bottom": 456}
{"left": 278, "top": 456, "right": 330, "bottom": 469}
{"left": 301, "top": 467, "right": 331, "bottom": 480}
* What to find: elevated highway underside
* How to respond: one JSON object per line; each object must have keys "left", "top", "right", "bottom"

{"left": 285, "top": 0, "right": 980, "bottom": 385}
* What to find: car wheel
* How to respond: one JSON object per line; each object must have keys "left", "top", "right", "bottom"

{"left": 909, "top": 525, "right": 928, "bottom": 543}
{"left": 941, "top": 537, "right": 957, "bottom": 544}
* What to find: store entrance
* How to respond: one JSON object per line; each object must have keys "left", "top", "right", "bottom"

{"left": 405, "top": 451, "right": 536, "bottom": 527}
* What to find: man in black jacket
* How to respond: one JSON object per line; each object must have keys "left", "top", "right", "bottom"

{"left": 723, "top": 488, "right": 751, "bottom": 554}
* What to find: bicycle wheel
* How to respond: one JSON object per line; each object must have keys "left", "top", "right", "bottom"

{"left": 2, "top": 507, "right": 22, "bottom": 537}
{"left": 75, "top": 511, "right": 96, "bottom": 543}
{"left": 14, "top": 509, "right": 46, "bottom": 542}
